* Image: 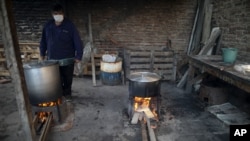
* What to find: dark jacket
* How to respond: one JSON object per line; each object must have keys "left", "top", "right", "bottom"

{"left": 40, "top": 18, "right": 83, "bottom": 61}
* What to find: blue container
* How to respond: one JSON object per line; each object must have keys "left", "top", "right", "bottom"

{"left": 101, "top": 71, "right": 122, "bottom": 85}
{"left": 221, "top": 48, "right": 238, "bottom": 64}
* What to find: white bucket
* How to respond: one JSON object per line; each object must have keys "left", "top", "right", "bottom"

{"left": 100, "top": 58, "right": 122, "bottom": 73}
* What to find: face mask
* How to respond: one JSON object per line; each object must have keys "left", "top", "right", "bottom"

{"left": 53, "top": 15, "right": 64, "bottom": 22}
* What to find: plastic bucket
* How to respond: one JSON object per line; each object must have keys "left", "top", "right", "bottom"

{"left": 100, "top": 59, "right": 122, "bottom": 73}
{"left": 221, "top": 48, "right": 238, "bottom": 63}
{"left": 101, "top": 71, "right": 122, "bottom": 86}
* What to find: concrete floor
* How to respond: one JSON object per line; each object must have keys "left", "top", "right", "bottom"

{"left": 0, "top": 76, "right": 231, "bottom": 141}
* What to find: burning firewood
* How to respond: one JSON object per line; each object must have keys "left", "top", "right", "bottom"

{"left": 131, "top": 107, "right": 156, "bottom": 124}
{"left": 131, "top": 112, "right": 141, "bottom": 124}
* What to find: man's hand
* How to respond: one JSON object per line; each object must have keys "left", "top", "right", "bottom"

{"left": 75, "top": 59, "right": 81, "bottom": 63}
{"left": 40, "top": 56, "right": 45, "bottom": 61}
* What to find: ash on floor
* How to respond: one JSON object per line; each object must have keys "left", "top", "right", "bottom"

{"left": 0, "top": 77, "right": 236, "bottom": 141}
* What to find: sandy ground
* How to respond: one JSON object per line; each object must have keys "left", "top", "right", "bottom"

{"left": 0, "top": 76, "right": 230, "bottom": 141}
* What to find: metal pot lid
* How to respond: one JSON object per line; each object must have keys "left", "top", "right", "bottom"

{"left": 128, "top": 72, "right": 161, "bottom": 82}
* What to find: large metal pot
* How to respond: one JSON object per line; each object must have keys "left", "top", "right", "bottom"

{"left": 23, "top": 60, "right": 62, "bottom": 105}
{"left": 128, "top": 72, "right": 161, "bottom": 97}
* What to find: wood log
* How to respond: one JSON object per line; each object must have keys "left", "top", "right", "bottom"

{"left": 145, "top": 114, "right": 157, "bottom": 141}
{"left": 131, "top": 112, "right": 141, "bottom": 124}
{"left": 136, "top": 107, "right": 155, "bottom": 119}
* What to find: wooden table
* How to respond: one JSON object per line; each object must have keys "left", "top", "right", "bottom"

{"left": 186, "top": 55, "right": 250, "bottom": 93}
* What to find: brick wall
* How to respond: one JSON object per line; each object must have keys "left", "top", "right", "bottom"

{"left": 1, "top": 0, "right": 197, "bottom": 55}
{"left": 87, "top": 0, "right": 196, "bottom": 54}
{"left": 1, "top": 0, "right": 249, "bottom": 60}
{"left": 212, "top": 0, "right": 250, "bottom": 61}
{"left": 12, "top": 0, "right": 52, "bottom": 42}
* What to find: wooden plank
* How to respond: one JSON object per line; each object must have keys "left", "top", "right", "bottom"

{"left": 145, "top": 114, "right": 157, "bottom": 141}
{"left": 189, "top": 55, "right": 250, "bottom": 93}
{"left": 131, "top": 112, "right": 141, "bottom": 124}
{"left": 141, "top": 120, "right": 148, "bottom": 141}
{"left": 130, "top": 64, "right": 151, "bottom": 69}
{"left": 191, "top": 0, "right": 207, "bottom": 54}
{"left": 126, "top": 49, "right": 176, "bottom": 81}
{"left": 153, "top": 51, "right": 174, "bottom": 56}
{"left": 199, "top": 27, "right": 221, "bottom": 55}
{"left": 0, "top": 58, "right": 6, "bottom": 62}
{"left": 143, "top": 108, "right": 155, "bottom": 119}
{"left": 130, "top": 69, "right": 151, "bottom": 73}
{"left": 153, "top": 58, "right": 173, "bottom": 62}
{"left": 153, "top": 64, "right": 173, "bottom": 69}
{"left": 130, "top": 52, "right": 151, "bottom": 56}
{"left": 89, "top": 14, "right": 96, "bottom": 86}
{"left": 0, "top": 70, "right": 10, "bottom": 76}
{"left": 130, "top": 58, "right": 151, "bottom": 62}
{"left": 136, "top": 107, "right": 155, "bottom": 118}
{"left": 201, "top": 3, "right": 213, "bottom": 44}
{"left": 0, "top": 1, "right": 36, "bottom": 140}
{"left": 178, "top": 27, "right": 221, "bottom": 89}
{"left": 0, "top": 78, "right": 11, "bottom": 84}
{"left": 187, "top": 0, "right": 200, "bottom": 54}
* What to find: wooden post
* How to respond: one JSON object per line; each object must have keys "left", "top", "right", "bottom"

{"left": 0, "top": 0, "right": 36, "bottom": 140}
{"left": 88, "top": 13, "right": 96, "bottom": 86}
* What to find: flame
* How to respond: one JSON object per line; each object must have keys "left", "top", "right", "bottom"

{"left": 133, "top": 97, "right": 158, "bottom": 118}
{"left": 37, "top": 112, "right": 50, "bottom": 122}
{"left": 36, "top": 98, "right": 61, "bottom": 122}
{"left": 134, "top": 97, "right": 151, "bottom": 110}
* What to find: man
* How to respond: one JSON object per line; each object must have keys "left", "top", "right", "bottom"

{"left": 39, "top": 3, "right": 83, "bottom": 101}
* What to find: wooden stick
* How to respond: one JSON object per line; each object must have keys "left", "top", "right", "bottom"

{"left": 145, "top": 114, "right": 156, "bottom": 141}
{"left": 39, "top": 113, "right": 53, "bottom": 141}
{"left": 187, "top": 0, "right": 200, "bottom": 55}
{"left": 131, "top": 112, "right": 140, "bottom": 124}
{"left": 88, "top": 13, "right": 96, "bottom": 86}
{"left": 141, "top": 119, "right": 148, "bottom": 141}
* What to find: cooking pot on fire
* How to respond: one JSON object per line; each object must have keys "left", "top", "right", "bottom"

{"left": 128, "top": 72, "right": 161, "bottom": 97}
{"left": 23, "top": 60, "right": 62, "bottom": 105}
